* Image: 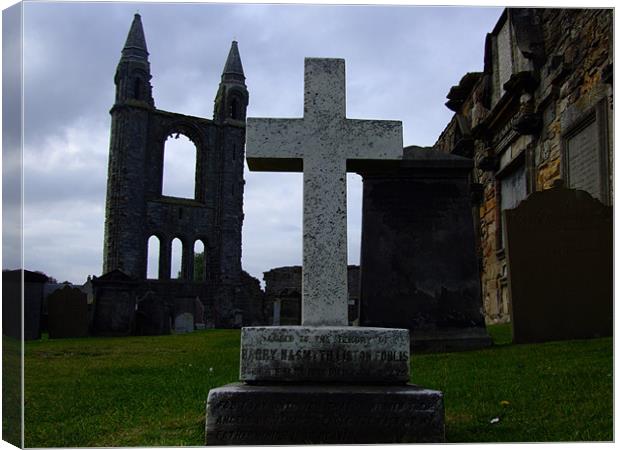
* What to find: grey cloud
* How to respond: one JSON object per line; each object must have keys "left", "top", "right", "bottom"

{"left": 17, "top": 2, "right": 503, "bottom": 283}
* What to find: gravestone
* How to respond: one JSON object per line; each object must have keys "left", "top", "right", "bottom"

{"left": 194, "top": 297, "right": 206, "bottom": 329}
{"left": 174, "top": 297, "right": 195, "bottom": 333}
{"left": 505, "top": 186, "right": 612, "bottom": 344}
{"left": 47, "top": 286, "right": 89, "bottom": 339}
{"left": 359, "top": 146, "right": 492, "bottom": 351}
{"left": 205, "top": 58, "right": 445, "bottom": 445}
{"left": 174, "top": 312, "right": 194, "bottom": 333}
{"left": 2, "top": 270, "right": 22, "bottom": 340}
{"left": 135, "top": 291, "right": 171, "bottom": 336}
{"left": 91, "top": 270, "right": 137, "bottom": 336}
{"left": 2, "top": 270, "right": 47, "bottom": 340}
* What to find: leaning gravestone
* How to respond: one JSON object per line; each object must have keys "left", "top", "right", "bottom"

{"left": 205, "top": 58, "right": 445, "bottom": 445}
{"left": 47, "top": 286, "right": 89, "bottom": 339}
{"left": 505, "top": 186, "right": 612, "bottom": 344}
{"left": 194, "top": 297, "right": 206, "bottom": 329}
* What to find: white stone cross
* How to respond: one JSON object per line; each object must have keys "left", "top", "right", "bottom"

{"left": 246, "top": 58, "right": 402, "bottom": 327}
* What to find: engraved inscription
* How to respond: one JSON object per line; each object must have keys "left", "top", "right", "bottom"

{"left": 242, "top": 348, "right": 408, "bottom": 363}
{"left": 205, "top": 386, "right": 445, "bottom": 445}
{"left": 239, "top": 327, "right": 411, "bottom": 382}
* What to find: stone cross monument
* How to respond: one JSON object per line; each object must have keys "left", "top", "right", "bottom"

{"left": 246, "top": 58, "right": 402, "bottom": 326}
{"left": 205, "top": 58, "right": 445, "bottom": 445}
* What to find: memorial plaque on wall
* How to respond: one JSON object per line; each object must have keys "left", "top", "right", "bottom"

{"left": 566, "top": 118, "right": 602, "bottom": 201}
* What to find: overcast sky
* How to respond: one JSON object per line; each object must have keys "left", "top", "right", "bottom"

{"left": 4, "top": 1, "right": 503, "bottom": 284}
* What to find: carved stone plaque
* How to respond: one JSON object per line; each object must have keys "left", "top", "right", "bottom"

{"left": 566, "top": 118, "right": 602, "bottom": 201}
{"left": 240, "top": 326, "right": 410, "bottom": 383}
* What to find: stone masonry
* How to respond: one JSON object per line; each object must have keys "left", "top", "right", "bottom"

{"left": 98, "top": 14, "right": 263, "bottom": 330}
{"left": 433, "top": 8, "right": 613, "bottom": 323}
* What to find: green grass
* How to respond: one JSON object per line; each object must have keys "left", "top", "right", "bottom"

{"left": 24, "top": 325, "right": 612, "bottom": 446}
{"left": 411, "top": 325, "right": 613, "bottom": 442}
{"left": 3, "top": 336, "right": 23, "bottom": 447}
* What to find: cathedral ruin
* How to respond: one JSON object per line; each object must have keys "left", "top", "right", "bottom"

{"left": 93, "top": 14, "right": 264, "bottom": 333}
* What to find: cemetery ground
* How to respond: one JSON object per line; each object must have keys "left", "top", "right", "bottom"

{"left": 23, "top": 324, "right": 611, "bottom": 446}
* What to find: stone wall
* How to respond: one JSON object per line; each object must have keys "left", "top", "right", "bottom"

{"left": 433, "top": 8, "right": 613, "bottom": 323}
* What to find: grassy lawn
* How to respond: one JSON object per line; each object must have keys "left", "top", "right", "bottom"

{"left": 24, "top": 324, "right": 612, "bottom": 446}
{"left": 3, "top": 336, "right": 22, "bottom": 447}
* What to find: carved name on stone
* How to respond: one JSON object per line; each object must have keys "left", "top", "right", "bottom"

{"left": 240, "top": 326, "right": 410, "bottom": 383}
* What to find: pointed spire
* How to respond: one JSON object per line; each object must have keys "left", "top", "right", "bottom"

{"left": 122, "top": 13, "right": 149, "bottom": 60}
{"left": 221, "top": 41, "right": 245, "bottom": 82}
{"left": 114, "top": 13, "right": 154, "bottom": 107}
{"left": 214, "top": 41, "right": 248, "bottom": 121}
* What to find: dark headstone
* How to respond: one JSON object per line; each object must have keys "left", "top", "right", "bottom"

{"left": 135, "top": 291, "right": 171, "bottom": 336}
{"left": 505, "top": 186, "right": 613, "bottom": 344}
{"left": 2, "top": 270, "right": 47, "bottom": 340}
{"left": 359, "top": 147, "right": 492, "bottom": 352}
{"left": 92, "top": 270, "right": 137, "bottom": 336}
{"left": 2, "top": 270, "right": 22, "bottom": 340}
{"left": 24, "top": 279, "right": 45, "bottom": 341}
{"left": 47, "top": 286, "right": 89, "bottom": 339}
{"left": 206, "top": 383, "right": 444, "bottom": 445}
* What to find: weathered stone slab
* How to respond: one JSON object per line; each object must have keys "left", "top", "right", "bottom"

{"left": 205, "top": 383, "right": 445, "bottom": 445}
{"left": 240, "top": 326, "right": 409, "bottom": 383}
{"left": 174, "top": 312, "right": 194, "bottom": 333}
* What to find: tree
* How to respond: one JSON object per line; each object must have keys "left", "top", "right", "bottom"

{"left": 177, "top": 252, "right": 205, "bottom": 281}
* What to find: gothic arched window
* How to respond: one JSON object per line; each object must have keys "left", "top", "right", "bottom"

{"left": 162, "top": 132, "right": 197, "bottom": 199}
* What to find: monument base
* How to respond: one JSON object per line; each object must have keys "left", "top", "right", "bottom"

{"left": 205, "top": 382, "right": 445, "bottom": 445}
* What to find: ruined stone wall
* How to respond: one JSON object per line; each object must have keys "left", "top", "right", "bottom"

{"left": 102, "top": 20, "right": 260, "bottom": 328}
{"left": 433, "top": 8, "right": 613, "bottom": 324}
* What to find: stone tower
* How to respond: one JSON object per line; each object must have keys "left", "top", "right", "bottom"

{"left": 101, "top": 14, "right": 252, "bottom": 327}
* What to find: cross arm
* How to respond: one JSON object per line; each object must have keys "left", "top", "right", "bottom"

{"left": 246, "top": 118, "right": 307, "bottom": 172}
{"left": 342, "top": 119, "right": 403, "bottom": 171}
